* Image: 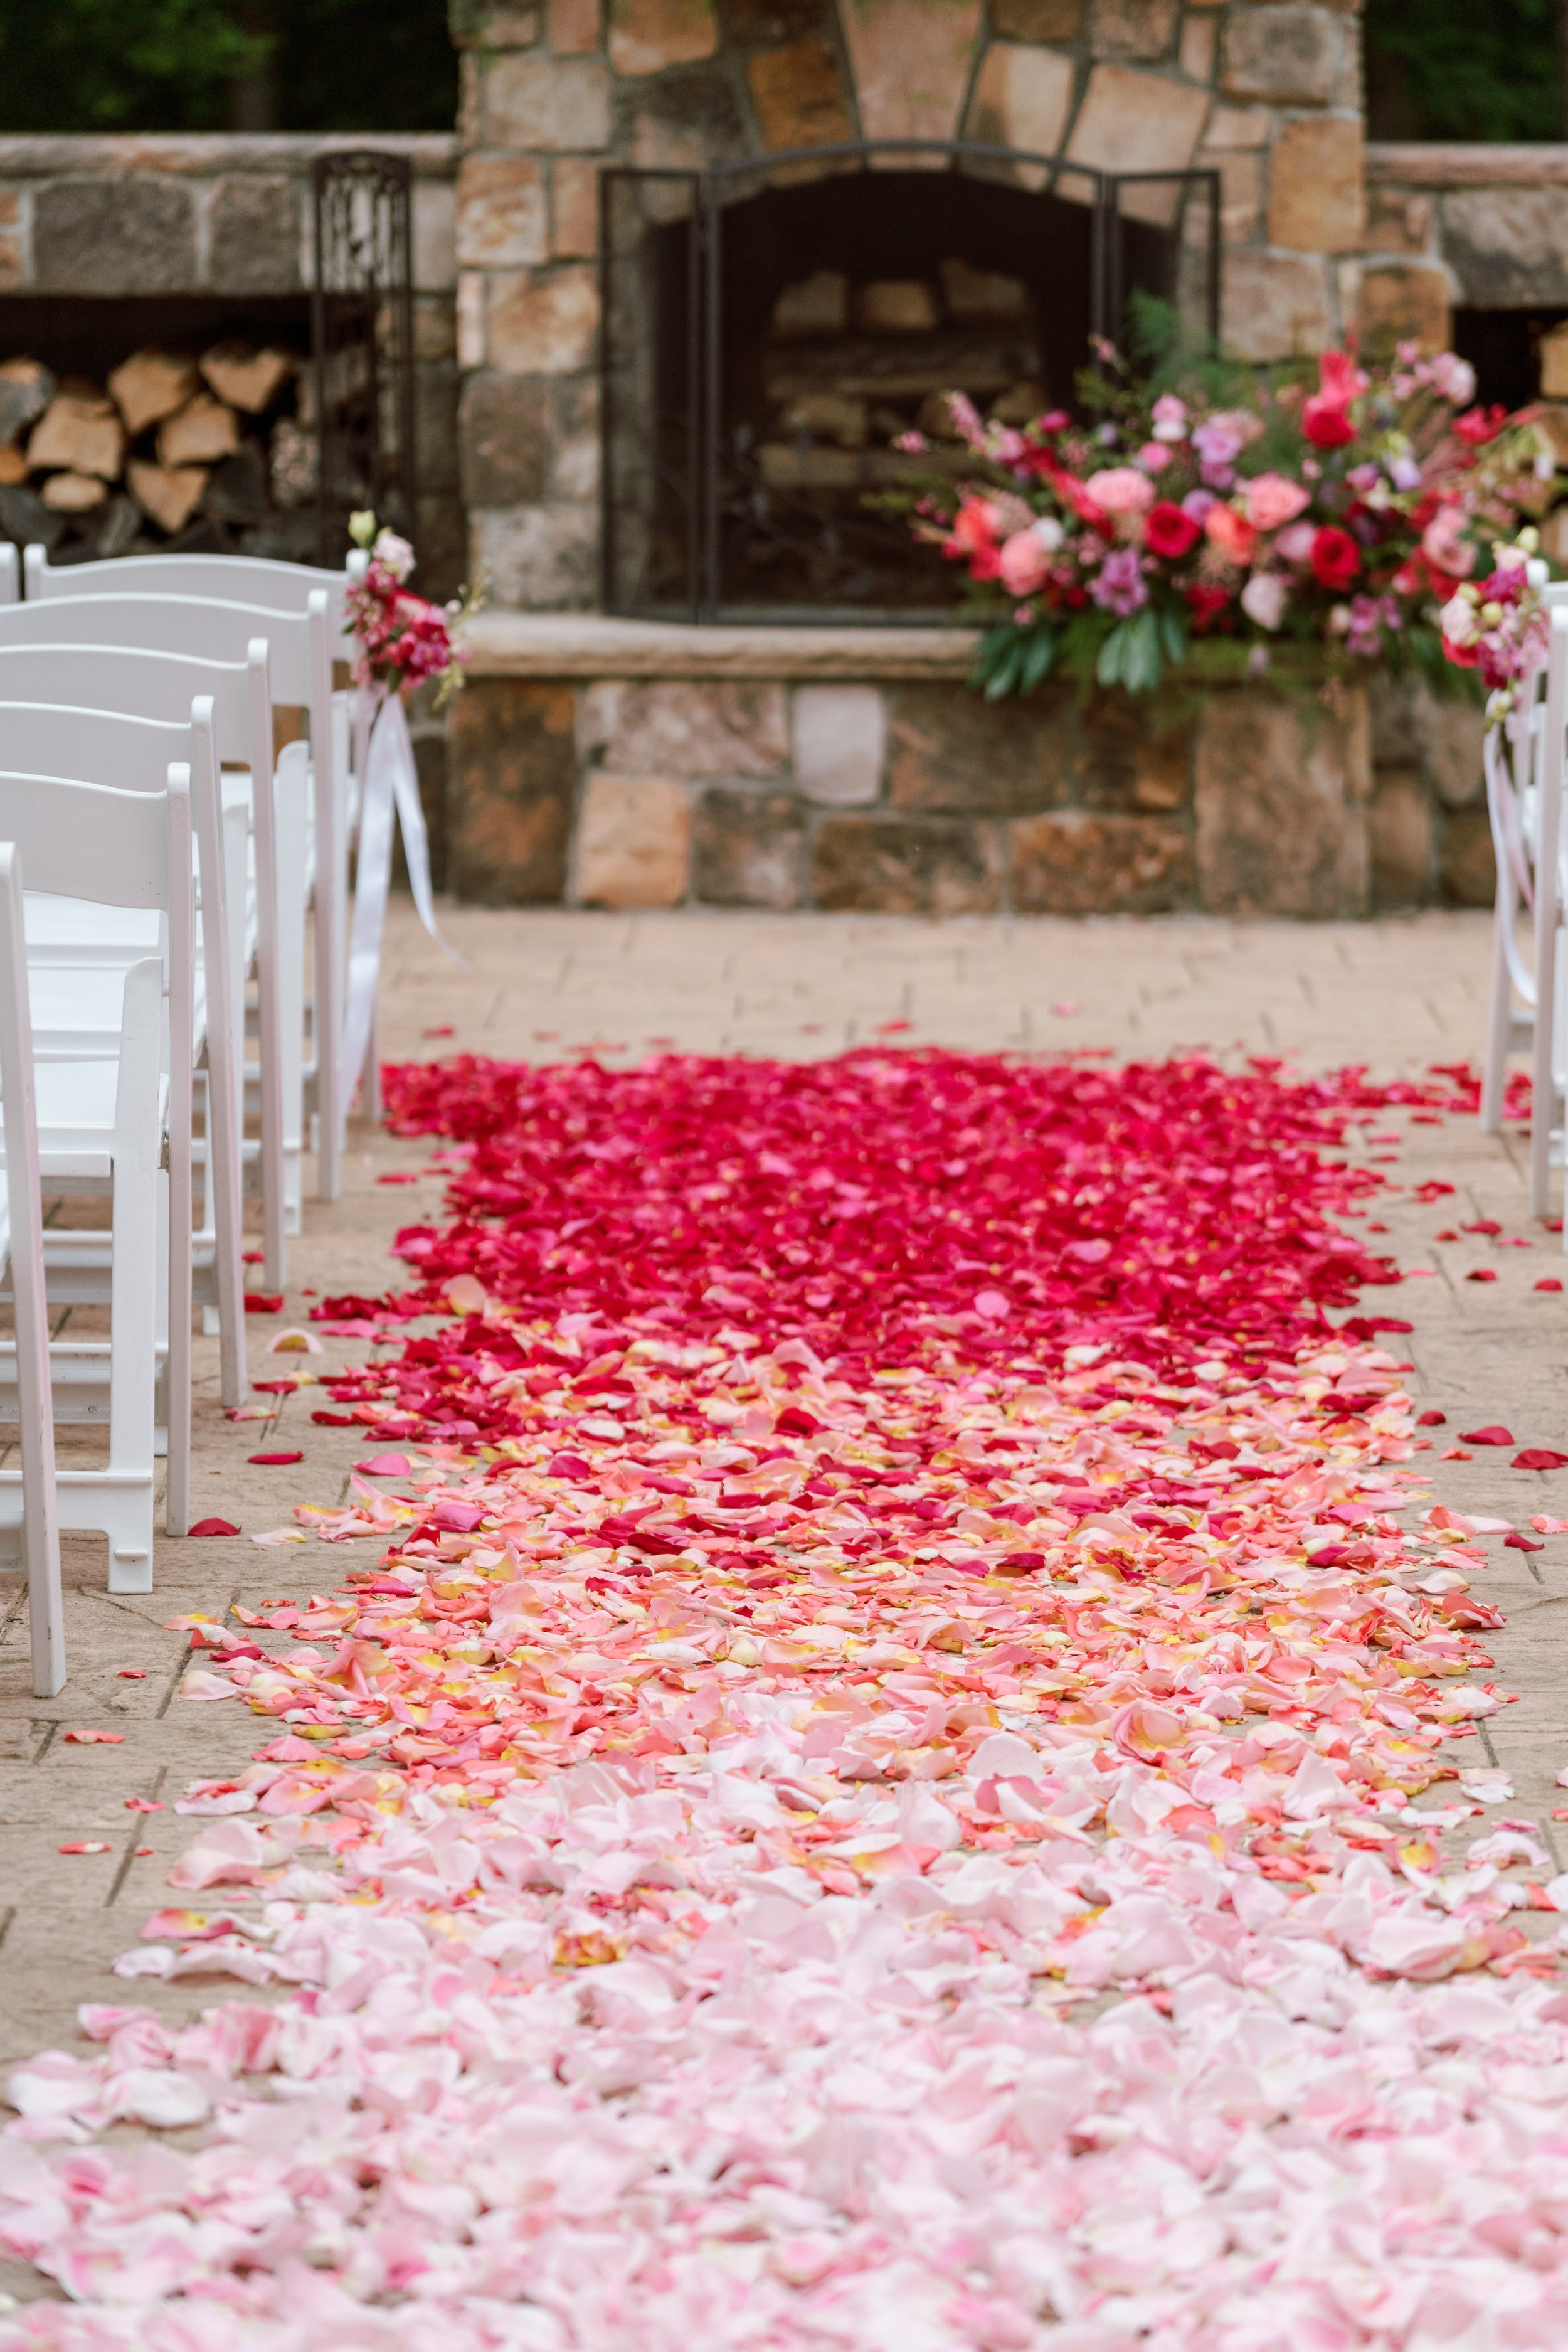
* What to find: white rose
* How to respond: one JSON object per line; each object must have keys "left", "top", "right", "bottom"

{"left": 1241, "top": 572, "right": 1287, "bottom": 632}
{"left": 1030, "top": 515, "right": 1064, "bottom": 553}
{"left": 374, "top": 529, "right": 416, "bottom": 582}
{"left": 1439, "top": 590, "right": 1480, "bottom": 647}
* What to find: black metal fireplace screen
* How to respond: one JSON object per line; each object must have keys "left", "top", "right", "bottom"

{"left": 599, "top": 141, "right": 1219, "bottom": 625}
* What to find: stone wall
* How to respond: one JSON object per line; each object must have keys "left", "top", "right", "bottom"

{"left": 0, "top": 134, "right": 464, "bottom": 589}
{"left": 1364, "top": 142, "right": 1568, "bottom": 324}
{"left": 452, "top": 0, "right": 1417, "bottom": 613}
{"left": 444, "top": 613, "right": 1493, "bottom": 912}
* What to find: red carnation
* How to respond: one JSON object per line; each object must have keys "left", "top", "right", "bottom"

{"left": 1310, "top": 525, "right": 1361, "bottom": 590}
{"left": 1145, "top": 501, "right": 1201, "bottom": 560}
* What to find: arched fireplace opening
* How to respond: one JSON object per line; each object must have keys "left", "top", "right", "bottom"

{"left": 600, "top": 144, "right": 1216, "bottom": 624}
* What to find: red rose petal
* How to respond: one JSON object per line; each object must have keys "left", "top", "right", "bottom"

{"left": 1512, "top": 1450, "right": 1568, "bottom": 1471}
{"left": 189, "top": 1517, "right": 240, "bottom": 1538}
{"left": 1417, "top": 1410, "right": 1446, "bottom": 1426}
{"left": 62, "top": 1728, "right": 125, "bottom": 1744}
{"left": 245, "top": 1293, "right": 285, "bottom": 1314}
{"left": 1459, "top": 1427, "right": 1515, "bottom": 1445}
{"left": 248, "top": 1451, "right": 305, "bottom": 1466}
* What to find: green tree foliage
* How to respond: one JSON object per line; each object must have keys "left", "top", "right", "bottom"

{"left": 1365, "top": 0, "right": 1561, "bottom": 142}
{"left": 0, "top": 0, "right": 458, "bottom": 133}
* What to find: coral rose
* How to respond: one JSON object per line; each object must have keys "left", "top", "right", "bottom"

{"left": 1204, "top": 502, "right": 1258, "bottom": 565}
{"left": 1310, "top": 525, "right": 1362, "bottom": 590}
{"left": 1144, "top": 501, "right": 1201, "bottom": 560}
{"left": 1242, "top": 472, "right": 1311, "bottom": 533}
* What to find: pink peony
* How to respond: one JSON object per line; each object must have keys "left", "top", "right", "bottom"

{"left": 998, "top": 529, "right": 1051, "bottom": 597}
{"left": 1242, "top": 472, "right": 1311, "bottom": 533}
{"left": 1084, "top": 466, "right": 1156, "bottom": 516}
{"left": 1275, "top": 521, "right": 1318, "bottom": 565}
{"left": 1136, "top": 441, "right": 1171, "bottom": 473}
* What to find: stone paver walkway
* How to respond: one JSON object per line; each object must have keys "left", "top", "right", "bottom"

{"left": 1, "top": 902, "right": 1562, "bottom": 2170}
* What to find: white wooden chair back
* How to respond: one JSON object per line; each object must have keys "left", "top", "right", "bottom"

{"left": 0, "top": 839, "right": 63, "bottom": 1693}
{"left": 0, "top": 592, "right": 311, "bottom": 703}
{"left": 0, "top": 641, "right": 252, "bottom": 755}
{"left": 23, "top": 545, "right": 359, "bottom": 648}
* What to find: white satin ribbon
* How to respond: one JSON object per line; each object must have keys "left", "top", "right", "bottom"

{"left": 337, "top": 689, "right": 460, "bottom": 1117}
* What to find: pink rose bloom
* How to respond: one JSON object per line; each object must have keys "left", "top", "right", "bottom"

{"left": 1084, "top": 466, "right": 1156, "bottom": 516}
{"left": 1242, "top": 472, "right": 1311, "bottom": 533}
{"left": 1136, "top": 441, "right": 1170, "bottom": 472}
{"left": 1422, "top": 505, "right": 1475, "bottom": 579}
{"left": 1274, "top": 520, "right": 1317, "bottom": 565}
{"left": 998, "top": 529, "right": 1051, "bottom": 597}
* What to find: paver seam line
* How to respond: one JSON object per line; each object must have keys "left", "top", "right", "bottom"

{"left": 0, "top": 1906, "right": 13, "bottom": 1956}
{"left": 105, "top": 1764, "right": 166, "bottom": 1908}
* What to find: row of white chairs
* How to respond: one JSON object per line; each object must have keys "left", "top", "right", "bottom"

{"left": 0, "top": 541, "right": 379, "bottom": 1695}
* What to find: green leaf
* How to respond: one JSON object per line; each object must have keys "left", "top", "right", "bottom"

{"left": 1019, "top": 627, "right": 1059, "bottom": 694}
{"left": 978, "top": 631, "right": 1028, "bottom": 701}
{"left": 1096, "top": 623, "right": 1128, "bottom": 689}
{"left": 1157, "top": 602, "right": 1189, "bottom": 668}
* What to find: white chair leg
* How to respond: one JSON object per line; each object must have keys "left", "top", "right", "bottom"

{"left": 213, "top": 797, "right": 250, "bottom": 1408}
{"left": 277, "top": 745, "right": 308, "bottom": 1240}
{"left": 105, "top": 959, "right": 161, "bottom": 1594}
{"left": 0, "top": 845, "right": 64, "bottom": 1695}
{"left": 1481, "top": 873, "right": 1515, "bottom": 1136}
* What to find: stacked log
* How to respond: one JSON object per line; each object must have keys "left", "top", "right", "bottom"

{"left": 0, "top": 339, "right": 315, "bottom": 561}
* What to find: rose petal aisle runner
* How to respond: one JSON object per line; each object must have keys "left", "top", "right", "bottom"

{"left": 4, "top": 1050, "right": 1565, "bottom": 2351}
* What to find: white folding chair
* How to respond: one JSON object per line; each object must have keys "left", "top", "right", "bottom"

{"left": 0, "top": 597, "right": 319, "bottom": 1262}
{"left": 0, "top": 841, "right": 65, "bottom": 1695}
{"left": 0, "top": 645, "right": 265, "bottom": 1337}
{"left": 0, "top": 768, "right": 186, "bottom": 1586}
{"left": 23, "top": 551, "right": 364, "bottom": 1201}
{"left": 0, "top": 691, "right": 246, "bottom": 1427}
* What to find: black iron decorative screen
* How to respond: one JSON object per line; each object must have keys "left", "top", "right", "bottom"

{"left": 600, "top": 141, "right": 1218, "bottom": 625}
{"left": 311, "top": 151, "right": 418, "bottom": 567}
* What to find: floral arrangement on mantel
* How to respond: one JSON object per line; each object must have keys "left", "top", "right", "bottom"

{"left": 893, "top": 324, "right": 1561, "bottom": 703}
{"left": 345, "top": 511, "right": 473, "bottom": 705}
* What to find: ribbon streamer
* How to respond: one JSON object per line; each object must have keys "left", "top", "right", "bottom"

{"left": 337, "top": 689, "right": 460, "bottom": 1124}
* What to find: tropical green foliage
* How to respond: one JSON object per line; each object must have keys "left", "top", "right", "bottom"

{"left": 1364, "top": 0, "right": 1560, "bottom": 142}
{"left": 0, "top": 0, "right": 458, "bottom": 133}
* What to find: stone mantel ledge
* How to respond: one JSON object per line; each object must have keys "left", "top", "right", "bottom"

{"left": 0, "top": 133, "right": 458, "bottom": 179}
{"left": 459, "top": 611, "right": 982, "bottom": 681}
{"left": 1367, "top": 142, "right": 1568, "bottom": 187}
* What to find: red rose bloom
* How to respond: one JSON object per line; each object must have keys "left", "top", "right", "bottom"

{"left": 1301, "top": 397, "right": 1356, "bottom": 450}
{"left": 1184, "top": 582, "right": 1231, "bottom": 632}
{"left": 1310, "top": 525, "right": 1361, "bottom": 590}
{"left": 1145, "top": 501, "right": 1201, "bottom": 560}
{"left": 1453, "top": 403, "right": 1507, "bottom": 447}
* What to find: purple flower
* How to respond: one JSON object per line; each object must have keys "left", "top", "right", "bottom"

{"left": 1090, "top": 547, "right": 1148, "bottom": 618}
{"left": 1182, "top": 488, "right": 1219, "bottom": 524}
{"left": 1344, "top": 592, "right": 1397, "bottom": 659}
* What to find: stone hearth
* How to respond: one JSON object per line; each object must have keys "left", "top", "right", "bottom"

{"left": 448, "top": 613, "right": 1491, "bottom": 916}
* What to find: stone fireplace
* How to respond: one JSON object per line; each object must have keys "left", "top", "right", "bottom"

{"left": 452, "top": 0, "right": 1385, "bottom": 617}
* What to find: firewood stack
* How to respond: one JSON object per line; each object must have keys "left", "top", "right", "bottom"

{"left": 0, "top": 343, "right": 318, "bottom": 565}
